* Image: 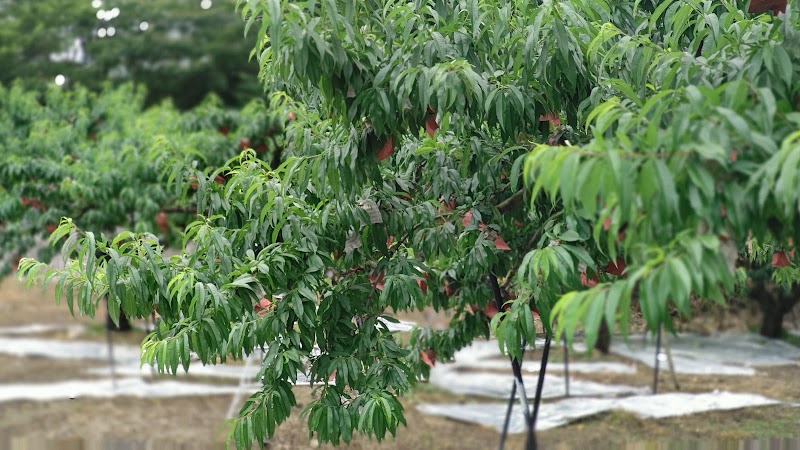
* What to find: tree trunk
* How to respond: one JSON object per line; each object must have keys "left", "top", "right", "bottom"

{"left": 106, "top": 304, "right": 132, "bottom": 332}
{"left": 760, "top": 304, "right": 785, "bottom": 338}
{"left": 752, "top": 281, "right": 800, "bottom": 339}
{"left": 594, "top": 320, "right": 611, "bottom": 354}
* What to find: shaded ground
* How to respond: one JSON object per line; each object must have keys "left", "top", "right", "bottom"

{"left": 1, "top": 276, "right": 800, "bottom": 449}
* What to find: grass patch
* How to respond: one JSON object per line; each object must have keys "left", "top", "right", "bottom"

{"left": 740, "top": 416, "right": 800, "bottom": 438}
{"left": 780, "top": 330, "right": 800, "bottom": 348}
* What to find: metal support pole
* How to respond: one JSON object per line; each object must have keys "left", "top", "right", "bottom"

{"left": 652, "top": 323, "right": 662, "bottom": 395}
{"left": 511, "top": 359, "right": 532, "bottom": 422}
{"left": 562, "top": 338, "right": 570, "bottom": 397}
{"left": 526, "top": 335, "right": 551, "bottom": 450}
{"left": 498, "top": 379, "right": 518, "bottom": 450}
{"left": 491, "top": 272, "right": 533, "bottom": 449}
{"left": 662, "top": 328, "right": 680, "bottom": 390}
{"left": 106, "top": 326, "right": 117, "bottom": 390}
{"left": 149, "top": 313, "right": 158, "bottom": 376}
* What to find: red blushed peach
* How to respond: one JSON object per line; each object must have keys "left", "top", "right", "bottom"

{"left": 494, "top": 235, "right": 511, "bottom": 251}
{"left": 462, "top": 210, "right": 473, "bottom": 227}
{"left": 421, "top": 349, "right": 436, "bottom": 368}
{"left": 416, "top": 271, "right": 430, "bottom": 294}
{"left": 483, "top": 302, "right": 499, "bottom": 319}
{"left": 772, "top": 251, "right": 791, "bottom": 268}
{"left": 377, "top": 136, "right": 394, "bottom": 161}
{"left": 254, "top": 298, "right": 273, "bottom": 317}
{"left": 748, "top": 0, "right": 786, "bottom": 14}
{"left": 539, "top": 112, "right": 561, "bottom": 127}
{"left": 155, "top": 211, "right": 168, "bottom": 233}
{"left": 369, "top": 272, "right": 385, "bottom": 290}
{"left": 444, "top": 279, "right": 457, "bottom": 297}
{"left": 580, "top": 272, "right": 599, "bottom": 288}
{"left": 605, "top": 257, "right": 627, "bottom": 276}
{"left": 425, "top": 115, "right": 438, "bottom": 137}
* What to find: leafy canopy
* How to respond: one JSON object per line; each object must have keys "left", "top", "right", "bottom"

{"left": 1, "top": 82, "right": 286, "bottom": 277}
{"left": 16, "top": 0, "right": 800, "bottom": 448}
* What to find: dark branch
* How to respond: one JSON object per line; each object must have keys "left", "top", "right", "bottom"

{"left": 497, "top": 189, "right": 525, "bottom": 213}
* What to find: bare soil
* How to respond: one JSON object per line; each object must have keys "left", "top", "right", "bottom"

{"left": 1, "top": 276, "right": 800, "bottom": 449}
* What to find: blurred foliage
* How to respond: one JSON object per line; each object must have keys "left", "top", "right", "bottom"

{"left": 0, "top": 0, "right": 261, "bottom": 109}
{"left": 0, "top": 82, "right": 287, "bottom": 276}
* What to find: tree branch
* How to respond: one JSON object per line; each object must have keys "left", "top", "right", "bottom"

{"left": 161, "top": 205, "right": 197, "bottom": 214}
{"left": 497, "top": 189, "right": 525, "bottom": 213}
{"left": 501, "top": 227, "right": 543, "bottom": 291}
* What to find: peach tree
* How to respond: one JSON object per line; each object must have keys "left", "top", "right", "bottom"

{"left": 16, "top": 0, "right": 800, "bottom": 449}
{"left": 2, "top": 81, "right": 287, "bottom": 294}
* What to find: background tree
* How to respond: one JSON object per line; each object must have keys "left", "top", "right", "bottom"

{"left": 743, "top": 237, "right": 800, "bottom": 338}
{"left": 0, "top": 0, "right": 261, "bottom": 108}
{"left": 1, "top": 81, "right": 287, "bottom": 329}
{"left": 15, "top": 0, "right": 800, "bottom": 449}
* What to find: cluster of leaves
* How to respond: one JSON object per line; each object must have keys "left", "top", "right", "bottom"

{"left": 525, "top": 1, "right": 800, "bottom": 342}
{"left": 747, "top": 237, "right": 799, "bottom": 285}
{"left": 1, "top": 82, "right": 287, "bottom": 277}
{"left": 14, "top": 0, "right": 800, "bottom": 448}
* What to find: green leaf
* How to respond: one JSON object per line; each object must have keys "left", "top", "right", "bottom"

{"left": 559, "top": 230, "right": 581, "bottom": 242}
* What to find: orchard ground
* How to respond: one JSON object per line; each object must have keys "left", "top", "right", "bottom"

{"left": 1, "top": 276, "right": 799, "bottom": 449}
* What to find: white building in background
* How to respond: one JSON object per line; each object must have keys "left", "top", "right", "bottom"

{"left": 49, "top": 38, "right": 86, "bottom": 64}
